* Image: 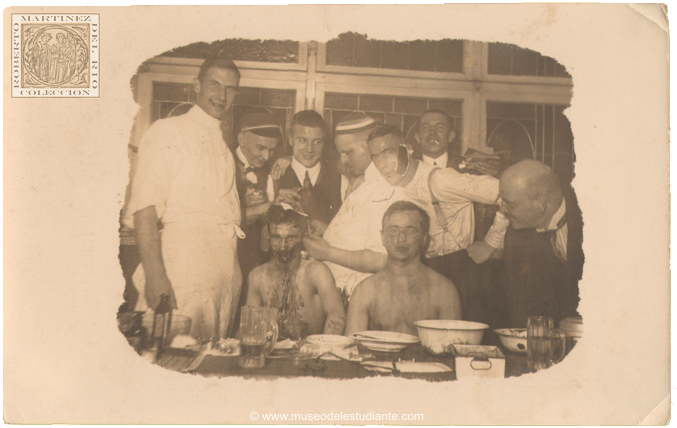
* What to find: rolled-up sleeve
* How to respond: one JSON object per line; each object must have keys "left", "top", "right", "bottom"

{"left": 431, "top": 168, "right": 500, "bottom": 205}
{"left": 123, "top": 122, "right": 175, "bottom": 229}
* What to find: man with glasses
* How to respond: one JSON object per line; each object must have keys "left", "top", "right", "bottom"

{"left": 345, "top": 201, "right": 461, "bottom": 336}
{"left": 124, "top": 53, "right": 244, "bottom": 339}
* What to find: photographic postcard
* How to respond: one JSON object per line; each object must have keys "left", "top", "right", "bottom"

{"left": 3, "top": 4, "right": 669, "bottom": 425}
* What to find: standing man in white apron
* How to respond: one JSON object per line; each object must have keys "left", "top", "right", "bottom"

{"left": 124, "top": 53, "right": 243, "bottom": 340}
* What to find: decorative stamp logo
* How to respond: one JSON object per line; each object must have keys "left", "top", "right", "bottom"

{"left": 12, "top": 14, "right": 99, "bottom": 97}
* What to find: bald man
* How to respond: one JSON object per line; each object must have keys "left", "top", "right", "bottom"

{"left": 498, "top": 160, "right": 584, "bottom": 327}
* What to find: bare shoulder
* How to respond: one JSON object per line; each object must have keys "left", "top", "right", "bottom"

{"left": 304, "top": 259, "right": 332, "bottom": 277}
{"left": 350, "top": 273, "right": 379, "bottom": 301}
{"left": 425, "top": 265, "right": 458, "bottom": 295}
{"left": 248, "top": 262, "right": 271, "bottom": 288}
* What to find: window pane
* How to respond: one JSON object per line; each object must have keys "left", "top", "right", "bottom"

{"left": 326, "top": 34, "right": 354, "bottom": 66}
{"left": 408, "top": 40, "right": 436, "bottom": 71}
{"left": 160, "top": 38, "right": 300, "bottom": 64}
{"left": 436, "top": 39, "right": 464, "bottom": 73}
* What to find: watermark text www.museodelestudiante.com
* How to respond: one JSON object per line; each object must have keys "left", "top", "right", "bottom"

{"left": 11, "top": 13, "right": 99, "bottom": 98}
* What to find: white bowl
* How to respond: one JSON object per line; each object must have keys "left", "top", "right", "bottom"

{"left": 351, "top": 331, "right": 420, "bottom": 352}
{"left": 305, "top": 334, "right": 355, "bottom": 354}
{"left": 494, "top": 328, "right": 527, "bottom": 354}
{"left": 413, "top": 320, "right": 489, "bottom": 355}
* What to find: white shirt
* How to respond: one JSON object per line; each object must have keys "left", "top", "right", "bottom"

{"left": 537, "top": 199, "right": 568, "bottom": 261}
{"left": 124, "top": 105, "right": 241, "bottom": 229}
{"left": 422, "top": 151, "right": 449, "bottom": 168}
{"left": 235, "top": 146, "right": 276, "bottom": 203}
{"left": 323, "top": 163, "right": 404, "bottom": 298}
{"left": 291, "top": 157, "right": 321, "bottom": 186}
{"left": 403, "top": 161, "right": 506, "bottom": 257}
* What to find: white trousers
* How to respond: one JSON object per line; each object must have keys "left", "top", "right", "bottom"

{"left": 133, "top": 223, "right": 243, "bottom": 339}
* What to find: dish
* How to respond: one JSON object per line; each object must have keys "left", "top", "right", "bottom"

{"left": 494, "top": 328, "right": 527, "bottom": 354}
{"left": 351, "top": 331, "right": 420, "bottom": 352}
{"left": 413, "top": 320, "right": 489, "bottom": 355}
{"left": 305, "top": 334, "right": 355, "bottom": 354}
{"left": 361, "top": 361, "right": 452, "bottom": 374}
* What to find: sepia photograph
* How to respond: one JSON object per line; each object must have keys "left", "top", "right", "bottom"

{"left": 4, "top": 4, "right": 669, "bottom": 425}
{"left": 117, "top": 33, "right": 581, "bottom": 381}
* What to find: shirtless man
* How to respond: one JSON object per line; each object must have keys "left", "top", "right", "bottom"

{"left": 246, "top": 205, "right": 346, "bottom": 340}
{"left": 344, "top": 201, "right": 462, "bottom": 336}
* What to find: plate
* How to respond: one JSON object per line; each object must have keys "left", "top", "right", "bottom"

{"left": 361, "top": 361, "right": 452, "bottom": 373}
{"left": 305, "top": 334, "right": 355, "bottom": 353}
{"left": 351, "top": 331, "right": 420, "bottom": 352}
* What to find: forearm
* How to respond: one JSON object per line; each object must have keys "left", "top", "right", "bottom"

{"left": 483, "top": 210, "right": 510, "bottom": 250}
{"left": 323, "top": 311, "right": 347, "bottom": 335}
{"left": 327, "top": 247, "right": 387, "bottom": 273}
{"left": 244, "top": 202, "right": 272, "bottom": 226}
{"left": 134, "top": 206, "right": 167, "bottom": 280}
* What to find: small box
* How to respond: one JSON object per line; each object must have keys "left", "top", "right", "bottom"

{"left": 452, "top": 345, "right": 506, "bottom": 379}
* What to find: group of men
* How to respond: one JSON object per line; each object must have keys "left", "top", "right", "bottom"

{"left": 123, "top": 53, "right": 583, "bottom": 342}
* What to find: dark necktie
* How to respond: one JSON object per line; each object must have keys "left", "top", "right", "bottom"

{"left": 303, "top": 170, "right": 312, "bottom": 190}
{"left": 543, "top": 216, "right": 567, "bottom": 263}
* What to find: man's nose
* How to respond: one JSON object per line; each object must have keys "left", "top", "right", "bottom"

{"left": 261, "top": 150, "right": 271, "bottom": 162}
{"left": 340, "top": 153, "right": 350, "bottom": 164}
{"left": 396, "top": 231, "right": 408, "bottom": 242}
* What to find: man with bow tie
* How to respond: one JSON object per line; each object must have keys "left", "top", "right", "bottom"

{"left": 232, "top": 109, "right": 287, "bottom": 304}
{"left": 498, "top": 160, "right": 584, "bottom": 327}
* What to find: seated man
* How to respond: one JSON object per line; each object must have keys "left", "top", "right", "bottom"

{"left": 344, "top": 201, "right": 462, "bottom": 336}
{"left": 246, "top": 205, "right": 346, "bottom": 340}
{"left": 498, "top": 159, "right": 584, "bottom": 327}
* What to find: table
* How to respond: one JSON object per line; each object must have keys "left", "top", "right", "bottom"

{"left": 157, "top": 343, "right": 530, "bottom": 381}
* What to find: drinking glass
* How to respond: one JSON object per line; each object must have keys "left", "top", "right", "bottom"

{"left": 527, "top": 316, "right": 566, "bottom": 372}
{"left": 239, "top": 306, "right": 279, "bottom": 369}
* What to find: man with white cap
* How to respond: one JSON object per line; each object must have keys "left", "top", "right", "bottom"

{"left": 125, "top": 53, "right": 243, "bottom": 339}
{"left": 303, "top": 112, "right": 404, "bottom": 303}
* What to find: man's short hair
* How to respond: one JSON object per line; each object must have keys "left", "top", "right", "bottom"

{"left": 291, "top": 110, "right": 329, "bottom": 139}
{"left": 368, "top": 124, "right": 405, "bottom": 144}
{"left": 197, "top": 54, "right": 241, "bottom": 82}
{"left": 418, "top": 109, "right": 453, "bottom": 129}
{"left": 382, "top": 200, "right": 430, "bottom": 235}
{"left": 267, "top": 204, "right": 308, "bottom": 234}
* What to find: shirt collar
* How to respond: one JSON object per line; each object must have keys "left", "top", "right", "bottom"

{"left": 422, "top": 151, "right": 448, "bottom": 167}
{"left": 291, "top": 157, "right": 321, "bottom": 185}
{"left": 188, "top": 104, "right": 223, "bottom": 132}
{"left": 537, "top": 198, "right": 567, "bottom": 232}
{"left": 235, "top": 146, "right": 252, "bottom": 169}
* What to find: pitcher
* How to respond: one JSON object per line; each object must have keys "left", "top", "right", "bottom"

{"left": 527, "top": 316, "right": 566, "bottom": 372}
{"left": 239, "top": 306, "right": 279, "bottom": 369}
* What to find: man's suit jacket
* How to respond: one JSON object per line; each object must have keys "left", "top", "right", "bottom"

{"left": 503, "top": 186, "right": 584, "bottom": 327}
{"left": 234, "top": 156, "right": 272, "bottom": 279}
{"left": 273, "top": 160, "right": 342, "bottom": 225}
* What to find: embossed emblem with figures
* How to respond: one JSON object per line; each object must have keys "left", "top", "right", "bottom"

{"left": 11, "top": 14, "right": 99, "bottom": 97}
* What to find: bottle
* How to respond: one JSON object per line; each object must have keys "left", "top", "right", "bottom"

{"left": 152, "top": 294, "right": 173, "bottom": 350}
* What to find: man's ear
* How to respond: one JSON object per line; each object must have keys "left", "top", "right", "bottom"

{"left": 380, "top": 230, "right": 386, "bottom": 246}
{"left": 414, "top": 130, "right": 420, "bottom": 145}
{"left": 193, "top": 77, "right": 201, "bottom": 96}
{"left": 447, "top": 130, "right": 456, "bottom": 143}
{"left": 534, "top": 195, "right": 547, "bottom": 213}
{"left": 237, "top": 132, "right": 245, "bottom": 147}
